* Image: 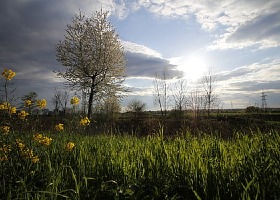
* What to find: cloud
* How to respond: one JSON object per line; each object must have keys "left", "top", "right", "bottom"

{"left": 205, "top": 58, "right": 280, "bottom": 108}
{"left": 0, "top": 0, "right": 117, "bottom": 108}
{"left": 219, "top": 59, "right": 280, "bottom": 83}
{"left": 125, "top": 52, "right": 182, "bottom": 78}
{"left": 119, "top": 0, "right": 280, "bottom": 49}
{"left": 226, "top": 12, "right": 280, "bottom": 49}
{"left": 1, "top": 0, "right": 279, "bottom": 109}
{"left": 0, "top": 0, "right": 184, "bottom": 108}
{"left": 122, "top": 41, "right": 162, "bottom": 58}
{"left": 122, "top": 41, "right": 184, "bottom": 78}
{"left": 217, "top": 59, "right": 280, "bottom": 100}
{"left": 123, "top": 77, "right": 154, "bottom": 96}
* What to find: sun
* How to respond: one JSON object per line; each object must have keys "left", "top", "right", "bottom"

{"left": 172, "top": 54, "right": 208, "bottom": 81}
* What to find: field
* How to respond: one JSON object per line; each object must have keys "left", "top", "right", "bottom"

{"left": 1, "top": 126, "right": 280, "bottom": 199}
{"left": 1, "top": 69, "right": 280, "bottom": 199}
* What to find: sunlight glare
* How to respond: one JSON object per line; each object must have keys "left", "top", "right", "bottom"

{"left": 172, "top": 54, "right": 208, "bottom": 81}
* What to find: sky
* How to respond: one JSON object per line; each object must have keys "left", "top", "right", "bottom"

{"left": 0, "top": 0, "right": 279, "bottom": 110}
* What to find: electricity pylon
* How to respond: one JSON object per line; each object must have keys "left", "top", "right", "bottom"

{"left": 261, "top": 91, "right": 267, "bottom": 111}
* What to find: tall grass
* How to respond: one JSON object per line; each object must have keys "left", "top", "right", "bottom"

{"left": 1, "top": 129, "right": 279, "bottom": 199}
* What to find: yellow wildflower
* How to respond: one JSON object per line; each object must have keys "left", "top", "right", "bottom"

{"left": 33, "top": 133, "right": 43, "bottom": 141}
{"left": 0, "top": 155, "right": 8, "bottom": 161}
{"left": 0, "top": 144, "right": 11, "bottom": 153}
{"left": 16, "top": 139, "right": 25, "bottom": 150}
{"left": 24, "top": 149, "right": 34, "bottom": 158}
{"left": 18, "top": 110, "right": 29, "bottom": 120}
{"left": 55, "top": 123, "right": 64, "bottom": 132}
{"left": 36, "top": 99, "right": 47, "bottom": 109}
{"left": 9, "top": 106, "right": 16, "bottom": 114}
{"left": 66, "top": 142, "right": 75, "bottom": 151}
{"left": 31, "top": 156, "right": 39, "bottom": 163}
{"left": 70, "top": 96, "right": 79, "bottom": 105}
{"left": 0, "top": 144, "right": 11, "bottom": 161}
{"left": 80, "top": 117, "right": 90, "bottom": 126}
{"left": 0, "top": 102, "right": 16, "bottom": 114}
{"left": 1, "top": 68, "right": 16, "bottom": 81}
{"left": 17, "top": 143, "right": 25, "bottom": 150}
{"left": 25, "top": 100, "right": 32, "bottom": 107}
{"left": 39, "top": 136, "right": 52, "bottom": 146}
{"left": 33, "top": 133, "right": 52, "bottom": 146}
{"left": 1, "top": 126, "right": 10, "bottom": 135}
{"left": 0, "top": 104, "right": 5, "bottom": 110}
{"left": 0, "top": 102, "right": 10, "bottom": 110}
{"left": 20, "top": 148, "right": 39, "bottom": 163}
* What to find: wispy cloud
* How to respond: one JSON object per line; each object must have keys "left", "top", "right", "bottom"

{"left": 217, "top": 59, "right": 280, "bottom": 107}
{"left": 122, "top": 41, "right": 183, "bottom": 78}
{"left": 122, "top": 40, "right": 162, "bottom": 58}
{"left": 169, "top": 57, "right": 279, "bottom": 108}
{"left": 225, "top": 12, "right": 280, "bottom": 49}
{"left": 119, "top": 0, "right": 280, "bottom": 49}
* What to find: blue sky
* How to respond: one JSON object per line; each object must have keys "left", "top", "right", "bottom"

{"left": 0, "top": 0, "right": 279, "bottom": 110}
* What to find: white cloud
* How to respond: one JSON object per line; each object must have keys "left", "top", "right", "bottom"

{"left": 123, "top": 77, "right": 154, "bottom": 96}
{"left": 213, "top": 58, "right": 280, "bottom": 108}
{"left": 121, "top": 41, "right": 184, "bottom": 79}
{"left": 122, "top": 40, "right": 162, "bottom": 58}
{"left": 218, "top": 59, "right": 280, "bottom": 94}
{"left": 116, "top": 0, "right": 280, "bottom": 49}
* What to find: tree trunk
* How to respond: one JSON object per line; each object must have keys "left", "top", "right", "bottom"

{"left": 87, "top": 77, "right": 96, "bottom": 119}
{"left": 87, "top": 86, "right": 94, "bottom": 119}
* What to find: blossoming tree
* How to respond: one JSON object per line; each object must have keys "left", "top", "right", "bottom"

{"left": 55, "top": 10, "right": 126, "bottom": 119}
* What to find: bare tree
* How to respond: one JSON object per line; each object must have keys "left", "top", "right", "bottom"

{"left": 171, "top": 79, "right": 187, "bottom": 117}
{"left": 61, "top": 91, "right": 70, "bottom": 114}
{"left": 20, "top": 92, "right": 38, "bottom": 114}
{"left": 55, "top": 10, "right": 126, "bottom": 119}
{"left": 153, "top": 70, "right": 170, "bottom": 120}
{"left": 52, "top": 88, "right": 62, "bottom": 114}
{"left": 51, "top": 88, "right": 70, "bottom": 115}
{"left": 94, "top": 94, "right": 121, "bottom": 122}
{"left": 201, "top": 69, "right": 219, "bottom": 117}
{"left": 187, "top": 88, "right": 204, "bottom": 121}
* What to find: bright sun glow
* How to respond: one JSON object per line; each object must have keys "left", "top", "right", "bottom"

{"left": 171, "top": 54, "right": 208, "bottom": 81}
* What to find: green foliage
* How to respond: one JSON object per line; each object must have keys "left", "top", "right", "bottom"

{"left": 245, "top": 106, "right": 260, "bottom": 113}
{"left": 1, "top": 130, "right": 279, "bottom": 199}
{"left": 1, "top": 68, "right": 280, "bottom": 199}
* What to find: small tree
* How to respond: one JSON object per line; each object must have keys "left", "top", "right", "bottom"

{"left": 245, "top": 106, "right": 260, "bottom": 113}
{"left": 94, "top": 95, "right": 121, "bottom": 124}
{"left": 153, "top": 70, "right": 170, "bottom": 121}
{"left": 21, "top": 92, "right": 38, "bottom": 114}
{"left": 55, "top": 10, "right": 126, "bottom": 119}
{"left": 127, "top": 99, "right": 146, "bottom": 121}
{"left": 127, "top": 99, "right": 146, "bottom": 113}
{"left": 201, "top": 69, "right": 219, "bottom": 117}
{"left": 171, "top": 79, "right": 187, "bottom": 117}
{"left": 51, "top": 88, "right": 70, "bottom": 115}
{"left": 187, "top": 88, "right": 204, "bottom": 122}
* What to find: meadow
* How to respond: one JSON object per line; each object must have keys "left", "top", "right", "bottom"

{"left": 1, "top": 69, "right": 280, "bottom": 199}
{"left": 1, "top": 127, "right": 279, "bottom": 199}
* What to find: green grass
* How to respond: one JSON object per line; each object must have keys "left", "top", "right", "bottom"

{"left": 1, "top": 130, "right": 280, "bottom": 199}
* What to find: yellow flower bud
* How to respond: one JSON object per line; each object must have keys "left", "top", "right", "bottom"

{"left": 80, "top": 117, "right": 90, "bottom": 126}
{"left": 66, "top": 142, "right": 75, "bottom": 151}
{"left": 1, "top": 68, "right": 16, "bottom": 81}
{"left": 55, "top": 123, "right": 64, "bottom": 131}
{"left": 25, "top": 100, "right": 32, "bottom": 107}
{"left": 18, "top": 110, "right": 29, "bottom": 120}
{"left": 36, "top": 99, "right": 47, "bottom": 109}
{"left": 70, "top": 96, "right": 79, "bottom": 105}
